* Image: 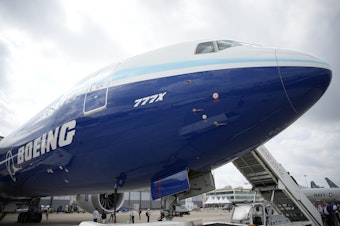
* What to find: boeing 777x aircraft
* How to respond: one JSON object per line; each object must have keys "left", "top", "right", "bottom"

{"left": 0, "top": 39, "right": 332, "bottom": 223}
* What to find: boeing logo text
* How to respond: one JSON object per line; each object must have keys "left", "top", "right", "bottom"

{"left": 16, "top": 120, "right": 76, "bottom": 165}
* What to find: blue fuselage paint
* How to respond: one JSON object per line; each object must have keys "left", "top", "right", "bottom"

{"left": 0, "top": 38, "right": 333, "bottom": 200}
{"left": 0, "top": 64, "right": 331, "bottom": 197}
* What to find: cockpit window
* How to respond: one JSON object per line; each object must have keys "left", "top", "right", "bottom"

{"left": 195, "top": 40, "right": 241, "bottom": 54}
{"left": 195, "top": 42, "right": 215, "bottom": 54}
{"left": 217, "top": 40, "right": 241, "bottom": 50}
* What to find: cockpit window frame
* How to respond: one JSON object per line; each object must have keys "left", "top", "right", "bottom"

{"left": 195, "top": 40, "right": 241, "bottom": 55}
{"left": 195, "top": 41, "right": 216, "bottom": 54}
{"left": 216, "top": 40, "right": 241, "bottom": 51}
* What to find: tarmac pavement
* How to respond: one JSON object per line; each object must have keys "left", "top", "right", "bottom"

{"left": 0, "top": 209, "right": 232, "bottom": 226}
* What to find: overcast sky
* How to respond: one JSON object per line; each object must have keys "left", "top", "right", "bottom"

{"left": 0, "top": 0, "right": 339, "bottom": 189}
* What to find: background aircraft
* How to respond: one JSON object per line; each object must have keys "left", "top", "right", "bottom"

{"left": 311, "top": 181, "right": 322, "bottom": 188}
{"left": 0, "top": 39, "right": 332, "bottom": 223}
{"left": 302, "top": 187, "right": 340, "bottom": 203}
{"left": 325, "top": 177, "right": 339, "bottom": 188}
{"left": 299, "top": 177, "right": 340, "bottom": 203}
{"left": 310, "top": 178, "right": 339, "bottom": 189}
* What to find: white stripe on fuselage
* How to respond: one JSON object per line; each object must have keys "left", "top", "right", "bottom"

{"left": 108, "top": 60, "right": 329, "bottom": 89}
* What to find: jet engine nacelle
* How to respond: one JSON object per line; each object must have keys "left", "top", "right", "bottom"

{"left": 76, "top": 193, "right": 125, "bottom": 213}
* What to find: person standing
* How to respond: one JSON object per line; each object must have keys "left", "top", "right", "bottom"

{"left": 93, "top": 208, "right": 99, "bottom": 222}
{"left": 146, "top": 209, "right": 150, "bottom": 222}
{"left": 101, "top": 210, "right": 107, "bottom": 224}
{"left": 109, "top": 212, "right": 114, "bottom": 222}
{"left": 139, "top": 208, "right": 142, "bottom": 220}
{"left": 130, "top": 209, "right": 135, "bottom": 223}
{"left": 45, "top": 208, "right": 49, "bottom": 220}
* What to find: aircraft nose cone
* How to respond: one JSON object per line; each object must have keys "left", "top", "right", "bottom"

{"left": 276, "top": 49, "right": 332, "bottom": 114}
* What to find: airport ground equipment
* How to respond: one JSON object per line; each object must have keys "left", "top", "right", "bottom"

{"left": 229, "top": 202, "right": 298, "bottom": 225}
{"left": 232, "top": 145, "right": 322, "bottom": 226}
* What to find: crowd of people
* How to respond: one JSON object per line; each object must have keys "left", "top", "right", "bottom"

{"left": 316, "top": 203, "right": 340, "bottom": 226}
{"left": 93, "top": 208, "right": 151, "bottom": 224}
{"left": 91, "top": 202, "right": 340, "bottom": 225}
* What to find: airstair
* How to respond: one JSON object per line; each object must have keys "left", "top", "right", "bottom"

{"left": 232, "top": 145, "right": 322, "bottom": 226}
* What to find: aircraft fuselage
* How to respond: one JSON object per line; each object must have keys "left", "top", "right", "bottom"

{"left": 0, "top": 40, "right": 332, "bottom": 199}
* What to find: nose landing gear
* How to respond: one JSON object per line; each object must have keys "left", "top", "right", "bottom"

{"left": 17, "top": 198, "right": 42, "bottom": 223}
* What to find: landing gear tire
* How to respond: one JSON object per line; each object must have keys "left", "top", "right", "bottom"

{"left": 17, "top": 212, "right": 42, "bottom": 223}
{"left": 18, "top": 212, "right": 27, "bottom": 223}
{"left": 32, "top": 212, "right": 42, "bottom": 222}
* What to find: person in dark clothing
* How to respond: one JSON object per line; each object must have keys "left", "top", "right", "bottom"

{"left": 101, "top": 210, "right": 107, "bottom": 224}
{"left": 139, "top": 208, "right": 142, "bottom": 220}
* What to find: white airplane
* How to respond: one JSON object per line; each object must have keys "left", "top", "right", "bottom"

{"left": 0, "top": 39, "right": 332, "bottom": 223}
{"left": 293, "top": 177, "right": 340, "bottom": 203}
{"left": 302, "top": 187, "right": 340, "bottom": 203}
